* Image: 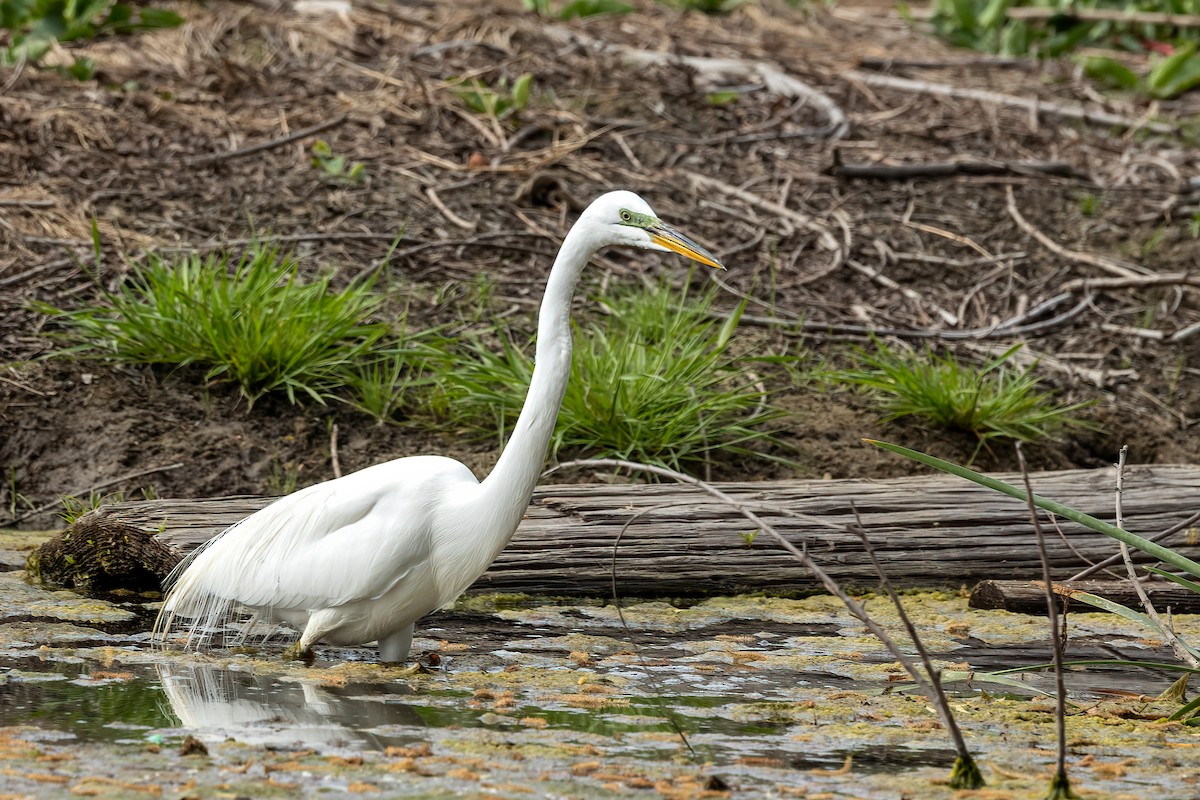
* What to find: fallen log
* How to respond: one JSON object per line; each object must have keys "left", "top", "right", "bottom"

{"left": 969, "top": 578, "right": 1200, "bottom": 615}
{"left": 25, "top": 464, "right": 1200, "bottom": 597}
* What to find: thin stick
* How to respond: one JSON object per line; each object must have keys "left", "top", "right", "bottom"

{"left": 1058, "top": 273, "right": 1200, "bottom": 293}
{"left": 186, "top": 114, "right": 349, "bottom": 165}
{"left": 157, "top": 231, "right": 402, "bottom": 253}
{"left": 0, "top": 259, "right": 72, "bottom": 289}
{"left": 682, "top": 170, "right": 849, "bottom": 260}
{"left": 0, "top": 51, "right": 25, "bottom": 95}
{"left": 732, "top": 291, "right": 1093, "bottom": 342}
{"left": 2, "top": 462, "right": 186, "bottom": 527}
{"left": 832, "top": 158, "right": 1081, "bottom": 181}
{"left": 1067, "top": 510, "right": 1200, "bottom": 581}
{"left": 1006, "top": 6, "right": 1200, "bottom": 27}
{"left": 1005, "top": 185, "right": 1144, "bottom": 279}
{"left": 848, "top": 259, "right": 959, "bottom": 326}
{"left": 1014, "top": 443, "right": 1073, "bottom": 797}
{"left": 846, "top": 69, "right": 1180, "bottom": 136}
{"left": 609, "top": 501, "right": 699, "bottom": 758}
{"left": 0, "top": 198, "right": 55, "bottom": 208}
{"left": 849, "top": 506, "right": 982, "bottom": 786}
{"left": 330, "top": 423, "right": 342, "bottom": 480}
{"left": 1113, "top": 447, "right": 1200, "bottom": 668}
{"left": 425, "top": 187, "right": 476, "bottom": 231}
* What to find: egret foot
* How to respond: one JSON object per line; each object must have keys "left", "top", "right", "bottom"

{"left": 283, "top": 641, "right": 315, "bottom": 664}
{"left": 385, "top": 662, "right": 429, "bottom": 676}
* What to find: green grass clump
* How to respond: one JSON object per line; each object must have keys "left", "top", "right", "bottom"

{"left": 450, "top": 73, "right": 533, "bottom": 121}
{"left": 2, "top": 1, "right": 182, "bottom": 75}
{"left": 521, "top": 0, "right": 632, "bottom": 17}
{"left": 835, "top": 341, "right": 1093, "bottom": 450}
{"left": 665, "top": 0, "right": 748, "bottom": 12}
{"left": 339, "top": 328, "right": 453, "bottom": 424}
{"left": 428, "top": 279, "right": 782, "bottom": 472}
{"left": 311, "top": 139, "right": 365, "bottom": 183}
{"left": 929, "top": 0, "right": 1200, "bottom": 98}
{"left": 41, "top": 244, "right": 394, "bottom": 405}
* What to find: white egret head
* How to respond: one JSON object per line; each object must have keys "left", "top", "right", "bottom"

{"left": 577, "top": 190, "right": 725, "bottom": 270}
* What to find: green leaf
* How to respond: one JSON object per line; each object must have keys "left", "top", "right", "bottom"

{"left": 1147, "top": 43, "right": 1200, "bottom": 99}
{"left": 706, "top": 90, "right": 739, "bottom": 106}
{"left": 510, "top": 73, "right": 532, "bottom": 110}
{"left": 1082, "top": 56, "right": 1140, "bottom": 92}
{"left": 938, "top": 668, "right": 1055, "bottom": 696}
{"left": 1159, "top": 671, "right": 1190, "bottom": 704}
{"left": 133, "top": 8, "right": 183, "bottom": 29}
{"left": 63, "top": 55, "right": 95, "bottom": 81}
{"left": 1142, "top": 566, "right": 1200, "bottom": 595}
{"left": 1046, "top": 588, "right": 1200, "bottom": 661}
{"left": 1058, "top": 589, "right": 1158, "bottom": 628}
{"left": 993, "top": 658, "right": 1200, "bottom": 675}
{"left": 559, "top": 0, "right": 633, "bottom": 18}
{"left": 977, "top": 0, "right": 1008, "bottom": 30}
{"left": 867, "top": 440, "right": 1200, "bottom": 581}
{"left": 716, "top": 299, "right": 744, "bottom": 350}
{"left": 1168, "top": 693, "right": 1200, "bottom": 722}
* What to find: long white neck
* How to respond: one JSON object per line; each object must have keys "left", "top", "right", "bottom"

{"left": 469, "top": 222, "right": 596, "bottom": 545}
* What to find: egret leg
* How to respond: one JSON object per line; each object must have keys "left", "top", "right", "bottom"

{"left": 377, "top": 624, "right": 414, "bottom": 663}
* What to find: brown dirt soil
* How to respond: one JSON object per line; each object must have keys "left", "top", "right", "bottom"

{"left": 3, "top": 0, "right": 1200, "bottom": 527}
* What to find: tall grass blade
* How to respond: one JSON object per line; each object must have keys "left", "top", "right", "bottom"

{"left": 1142, "top": 567, "right": 1200, "bottom": 594}
{"left": 1168, "top": 694, "right": 1200, "bottom": 722}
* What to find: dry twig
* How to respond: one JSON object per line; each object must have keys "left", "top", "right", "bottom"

{"left": 1059, "top": 273, "right": 1200, "bottom": 293}
{"left": 849, "top": 508, "right": 983, "bottom": 788}
{"left": 1, "top": 462, "right": 186, "bottom": 527}
{"left": 1005, "top": 185, "right": 1145, "bottom": 279}
{"left": 330, "top": 423, "right": 342, "bottom": 480}
{"left": 1113, "top": 446, "right": 1200, "bottom": 669}
{"left": 1006, "top": 6, "right": 1200, "bottom": 27}
{"left": 846, "top": 70, "right": 1180, "bottom": 136}
{"left": 832, "top": 158, "right": 1084, "bottom": 182}
{"left": 1014, "top": 443, "right": 1074, "bottom": 799}
{"left": 1068, "top": 510, "right": 1200, "bottom": 581}
{"left": 683, "top": 170, "right": 850, "bottom": 278}
{"left": 186, "top": 114, "right": 349, "bottom": 165}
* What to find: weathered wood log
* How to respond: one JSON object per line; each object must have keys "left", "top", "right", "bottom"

{"left": 25, "top": 464, "right": 1200, "bottom": 597}
{"left": 969, "top": 579, "right": 1200, "bottom": 615}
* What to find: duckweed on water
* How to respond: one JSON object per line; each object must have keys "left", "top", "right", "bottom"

{"left": 3, "top": 555, "right": 1198, "bottom": 799}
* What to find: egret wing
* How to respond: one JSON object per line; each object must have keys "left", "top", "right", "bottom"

{"left": 159, "top": 457, "right": 477, "bottom": 631}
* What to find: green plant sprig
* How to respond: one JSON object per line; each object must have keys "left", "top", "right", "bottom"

{"left": 2, "top": 0, "right": 182, "bottom": 75}
{"left": 311, "top": 139, "right": 365, "bottom": 183}
{"left": 929, "top": 0, "right": 1200, "bottom": 98}
{"left": 450, "top": 73, "right": 533, "bottom": 121}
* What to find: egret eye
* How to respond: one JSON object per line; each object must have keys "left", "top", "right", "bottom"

{"left": 619, "top": 209, "right": 633, "bottom": 223}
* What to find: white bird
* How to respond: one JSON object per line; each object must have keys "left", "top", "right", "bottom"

{"left": 153, "top": 190, "right": 725, "bottom": 663}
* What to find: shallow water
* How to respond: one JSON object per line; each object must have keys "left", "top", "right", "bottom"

{"left": 1, "top": 530, "right": 1198, "bottom": 798}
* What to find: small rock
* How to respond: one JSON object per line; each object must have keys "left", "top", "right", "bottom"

{"left": 179, "top": 735, "right": 208, "bottom": 756}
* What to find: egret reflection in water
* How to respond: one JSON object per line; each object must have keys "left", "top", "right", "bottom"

{"left": 155, "top": 663, "right": 427, "bottom": 750}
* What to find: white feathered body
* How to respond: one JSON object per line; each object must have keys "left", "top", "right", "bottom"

{"left": 158, "top": 455, "right": 510, "bottom": 652}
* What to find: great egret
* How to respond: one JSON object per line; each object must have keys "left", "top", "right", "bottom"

{"left": 154, "top": 190, "right": 725, "bottom": 662}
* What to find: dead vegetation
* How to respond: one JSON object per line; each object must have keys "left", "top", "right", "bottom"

{"left": 3, "top": 0, "right": 1200, "bottom": 524}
